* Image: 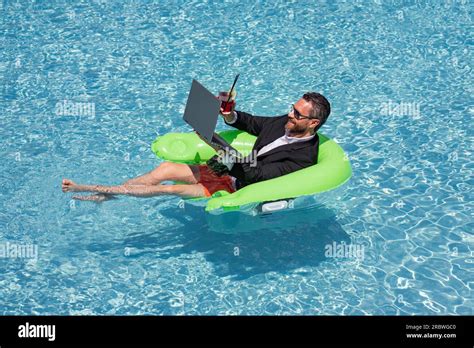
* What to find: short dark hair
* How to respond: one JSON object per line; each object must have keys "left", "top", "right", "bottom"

{"left": 302, "top": 92, "right": 331, "bottom": 129}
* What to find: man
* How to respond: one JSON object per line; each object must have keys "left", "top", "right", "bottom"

{"left": 62, "top": 92, "right": 330, "bottom": 201}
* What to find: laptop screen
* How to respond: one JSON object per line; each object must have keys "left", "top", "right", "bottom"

{"left": 183, "top": 79, "right": 221, "bottom": 142}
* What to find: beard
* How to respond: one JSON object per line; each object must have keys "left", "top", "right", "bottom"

{"left": 285, "top": 119, "right": 308, "bottom": 135}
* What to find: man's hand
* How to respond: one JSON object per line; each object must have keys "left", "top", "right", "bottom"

{"left": 206, "top": 154, "right": 230, "bottom": 177}
{"left": 220, "top": 106, "right": 235, "bottom": 123}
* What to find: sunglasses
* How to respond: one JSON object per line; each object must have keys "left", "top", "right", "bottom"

{"left": 289, "top": 104, "right": 313, "bottom": 120}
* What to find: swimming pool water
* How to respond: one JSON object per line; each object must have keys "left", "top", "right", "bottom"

{"left": 0, "top": 0, "right": 472, "bottom": 315}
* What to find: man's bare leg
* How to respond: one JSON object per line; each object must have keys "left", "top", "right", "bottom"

{"left": 71, "top": 193, "right": 120, "bottom": 202}
{"left": 123, "top": 162, "right": 200, "bottom": 186}
{"left": 63, "top": 179, "right": 206, "bottom": 198}
{"left": 69, "top": 162, "right": 201, "bottom": 201}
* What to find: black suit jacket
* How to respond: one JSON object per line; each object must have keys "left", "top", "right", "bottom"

{"left": 226, "top": 110, "right": 319, "bottom": 189}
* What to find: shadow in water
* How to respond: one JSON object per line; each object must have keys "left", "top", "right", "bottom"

{"left": 118, "top": 203, "right": 351, "bottom": 280}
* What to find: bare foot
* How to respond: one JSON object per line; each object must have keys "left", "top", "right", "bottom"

{"left": 72, "top": 194, "right": 116, "bottom": 202}
{"left": 62, "top": 179, "right": 80, "bottom": 192}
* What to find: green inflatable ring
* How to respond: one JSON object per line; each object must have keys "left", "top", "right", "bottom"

{"left": 151, "top": 130, "right": 352, "bottom": 212}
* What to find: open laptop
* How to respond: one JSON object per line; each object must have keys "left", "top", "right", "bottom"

{"left": 183, "top": 79, "right": 241, "bottom": 155}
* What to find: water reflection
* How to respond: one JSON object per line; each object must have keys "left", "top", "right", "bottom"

{"left": 120, "top": 203, "right": 351, "bottom": 280}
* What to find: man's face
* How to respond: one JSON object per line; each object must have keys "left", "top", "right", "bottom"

{"left": 285, "top": 98, "right": 320, "bottom": 135}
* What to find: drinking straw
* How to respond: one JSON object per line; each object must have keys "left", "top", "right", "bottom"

{"left": 226, "top": 74, "right": 240, "bottom": 103}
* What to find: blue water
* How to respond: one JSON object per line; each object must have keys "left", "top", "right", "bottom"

{"left": 1, "top": 1, "right": 472, "bottom": 315}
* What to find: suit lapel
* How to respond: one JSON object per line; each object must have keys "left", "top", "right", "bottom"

{"left": 254, "top": 125, "right": 285, "bottom": 151}
{"left": 254, "top": 115, "right": 288, "bottom": 150}
{"left": 256, "top": 136, "right": 317, "bottom": 158}
{"left": 252, "top": 114, "right": 318, "bottom": 158}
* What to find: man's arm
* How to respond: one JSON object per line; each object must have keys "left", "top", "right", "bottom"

{"left": 223, "top": 110, "right": 281, "bottom": 136}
